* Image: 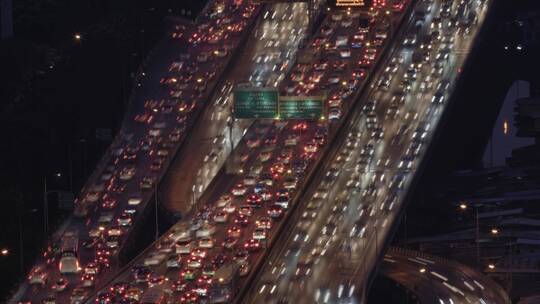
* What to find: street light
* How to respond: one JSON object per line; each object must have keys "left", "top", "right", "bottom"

{"left": 74, "top": 33, "right": 82, "bottom": 41}
{"left": 458, "top": 201, "right": 480, "bottom": 269}
{"left": 419, "top": 267, "right": 426, "bottom": 273}
{"left": 491, "top": 228, "right": 499, "bottom": 235}
{"left": 43, "top": 172, "right": 67, "bottom": 238}
{"left": 488, "top": 264, "right": 495, "bottom": 270}
{"left": 1, "top": 248, "right": 8, "bottom": 256}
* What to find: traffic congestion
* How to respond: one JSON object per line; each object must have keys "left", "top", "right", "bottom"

{"left": 16, "top": 1, "right": 262, "bottom": 303}
{"left": 246, "top": 0, "right": 491, "bottom": 303}
{"left": 11, "top": 0, "right": 494, "bottom": 303}
{"left": 86, "top": 2, "right": 411, "bottom": 304}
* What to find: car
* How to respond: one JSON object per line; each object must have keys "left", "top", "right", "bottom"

{"left": 117, "top": 213, "right": 132, "bottom": 226}
{"left": 268, "top": 204, "right": 284, "bottom": 218}
{"left": 166, "top": 254, "right": 182, "bottom": 268}
{"left": 119, "top": 166, "right": 136, "bottom": 181}
{"left": 431, "top": 92, "right": 445, "bottom": 103}
{"left": 84, "top": 262, "right": 101, "bottom": 275}
{"left": 70, "top": 288, "right": 88, "bottom": 304}
{"left": 255, "top": 217, "right": 272, "bottom": 229}
{"left": 284, "top": 134, "right": 300, "bottom": 146}
{"left": 198, "top": 237, "right": 214, "bottom": 249}
{"left": 106, "top": 236, "right": 120, "bottom": 248}
{"left": 244, "top": 173, "right": 258, "bottom": 185}
{"left": 213, "top": 211, "right": 228, "bottom": 223}
{"left": 172, "top": 279, "right": 189, "bottom": 292}
{"left": 231, "top": 183, "right": 247, "bottom": 196}
{"left": 275, "top": 195, "right": 290, "bottom": 209}
{"left": 304, "top": 142, "right": 318, "bottom": 153}
{"left": 228, "top": 225, "right": 242, "bottom": 238}
{"left": 139, "top": 176, "right": 155, "bottom": 190}
{"left": 222, "top": 202, "right": 236, "bottom": 214}
{"left": 81, "top": 274, "right": 95, "bottom": 287}
{"left": 52, "top": 278, "right": 68, "bottom": 292}
{"left": 246, "top": 138, "right": 261, "bottom": 148}
{"left": 127, "top": 196, "right": 142, "bottom": 206}
{"left": 175, "top": 239, "right": 193, "bottom": 255}
{"left": 180, "top": 291, "right": 199, "bottom": 303}
{"left": 283, "top": 177, "right": 297, "bottom": 190}
{"left": 181, "top": 269, "right": 196, "bottom": 281}
{"left": 144, "top": 252, "right": 166, "bottom": 266}
{"left": 235, "top": 214, "right": 250, "bottom": 227}
{"left": 404, "top": 32, "right": 417, "bottom": 46}
{"left": 196, "top": 223, "right": 216, "bottom": 238}
{"left": 108, "top": 225, "right": 122, "bottom": 237}
{"left": 187, "top": 256, "right": 202, "bottom": 268}
{"left": 125, "top": 287, "right": 143, "bottom": 300}
{"left": 216, "top": 194, "right": 232, "bottom": 207}
{"left": 109, "top": 282, "right": 129, "bottom": 296}
{"left": 329, "top": 108, "right": 342, "bottom": 120}
{"left": 223, "top": 236, "right": 239, "bottom": 249}
{"left": 246, "top": 194, "right": 262, "bottom": 208}
{"left": 28, "top": 266, "right": 47, "bottom": 285}
{"left": 253, "top": 228, "right": 267, "bottom": 240}
{"left": 244, "top": 239, "right": 262, "bottom": 251}
{"left": 191, "top": 248, "right": 208, "bottom": 259}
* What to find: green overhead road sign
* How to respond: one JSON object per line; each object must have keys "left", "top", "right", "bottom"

{"left": 278, "top": 96, "right": 325, "bottom": 120}
{"left": 233, "top": 87, "right": 279, "bottom": 119}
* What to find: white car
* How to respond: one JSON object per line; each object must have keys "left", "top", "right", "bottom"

{"left": 232, "top": 184, "right": 247, "bottom": 196}
{"left": 285, "top": 135, "right": 299, "bottom": 146}
{"left": 166, "top": 255, "right": 182, "bottom": 268}
{"left": 175, "top": 239, "right": 193, "bottom": 254}
{"left": 213, "top": 211, "right": 228, "bottom": 223}
{"left": 222, "top": 202, "right": 236, "bottom": 214}
{"left": 243, "top": 174, "right": 257, "bottom": 186}
{"left": 128, "top": 197, "right": 142, "bottom": 206}
{"left": 120, "top": 166, "right": 136, "bottom": 181}
{"left": 216, "top": 194, "right": 232, "bottom": 208}
{"left": 198, "top": 237, "right": 214, "bottom": 249}
{"left": 329, "top": 108, "right": 342, "bottom": 120}
{"left": 253, "top": 228, "right": 267, "bottom": 240}
{"left": 195, "top": 224, "right": 216, "bottom": 238}
{"left": 144, "top": 252, "right": 167, "bottom": 266}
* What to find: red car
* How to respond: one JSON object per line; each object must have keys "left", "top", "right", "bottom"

{"left": 179, "top": 291, "right": 199, "bottom": 303}
{"left": 101, "top": 198, "right": 117, "bottom": 209}
{"left": 228, "top": 225, "right": 242, "bottom": 238}
{"left": 234, "top": 214, "right": 250, "bottom": 227}
{"left": 246, "top": 194, "right": 262, "bottom": 208}
{"left": 244, "top": 239, "right": 262, "bottom": 252}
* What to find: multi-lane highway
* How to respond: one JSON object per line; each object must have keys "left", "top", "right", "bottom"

{"left": 161, "top": 2, "right": 312, "bottom": 216}
{"left": 245, "top": 0, "right": 494, "bottom": 303}
{"left": 11, "top": 0, "right": 499, "bottom": 303}
{"left": 13, "top": 1, "right": 262, "bottom": 303}
{"left": 83, "top": 2, "right": 410, "bottom": 304}
{"left": 381, "top": 247, "right": 510, "bottom": 303}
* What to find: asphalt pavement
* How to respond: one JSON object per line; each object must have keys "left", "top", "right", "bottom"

{"left": 245, "top": 0, "right": 495, "bottom": 303}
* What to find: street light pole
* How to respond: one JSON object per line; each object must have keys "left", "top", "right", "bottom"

{"left": 476, "top": 206, "right": 480, "bottom": 269}
{"left": 17, "top": 206, "right": 24, "bottom": 279}
{"left": 43, "top": 177, "right": 49, "bottom": 239}
{"left": 154, "top": 181, "right": 159, "bottom": 241}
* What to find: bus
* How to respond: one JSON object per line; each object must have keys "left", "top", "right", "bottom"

{"left": 59, "top": 230, "right": 80, "bottom": 274}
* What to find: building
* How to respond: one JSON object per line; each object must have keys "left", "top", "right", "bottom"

{"left": 0, "top": 0, "right": 13, "bottom": 39}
